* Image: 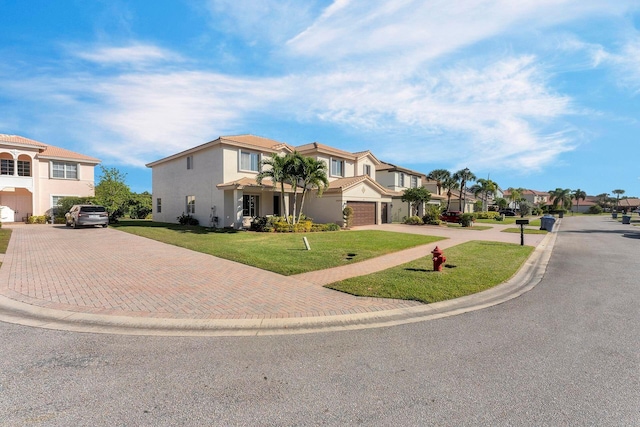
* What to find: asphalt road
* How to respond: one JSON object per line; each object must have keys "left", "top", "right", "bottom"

{"left": 1, "top": 216, "right": 639, "bottom": 426}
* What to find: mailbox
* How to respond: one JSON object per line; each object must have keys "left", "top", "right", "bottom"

{"left": 515, "top": 219, "right": 529, "bottom": 225}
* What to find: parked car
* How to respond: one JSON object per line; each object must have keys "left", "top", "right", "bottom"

{"left": 439, "top": 211, "right": 463, "bottom": 223}
{"left": 499, "top": 209, "right": 517, "bottom": 216}
{"left": 65, "top": 205, "right": 109, "bottom": 228}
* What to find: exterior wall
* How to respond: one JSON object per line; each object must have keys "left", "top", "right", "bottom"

{"left": 36, "top": 160, "right": 95, "bottom": 216}
{"left": 151, "top": 145, "right": 225, "bottom": 226}
{"left": 375, "top": 170, "right": 422, "bottom": 192}
{"left": 303, "top": 193, "right": 344, "bottom": 224}
{"left": 356, "top": 157, "right": 376, "bottom": 180}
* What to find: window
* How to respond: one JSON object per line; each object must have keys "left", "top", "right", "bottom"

{"left": 52, "top": 161, "right": 77, "bottom": 179}
{"left": 240, "top": 151, "right": 260, "bottom": 172}
{"left": 51, "top": 195, "right": 65, "bottom": 216}
{"left": 187, "top": 156, "right": 194, "bottom": 170}
{"left": 364, "top": 164, "right": 371, "bottom": 177}
{"left": 17, "top": 160, "right": 30, "bottom": 177}
{"left": 331, "top": 159, "right": 344, "bottom": 177}
{"left": 243, "top": 195, "right": 259, "bottom": 217}
{"left": 411, "top": 176, "right": 418, "bottom": 188}
{"left": 157, "top": 198, "right": 162, "bottom": 214}
{"left": 1, "top": 159, "right": 14, "bottom": 175}
{"left": 399, "top": 173, "right": 405, "bottom": 187}
{"left": 186, "top": 195, "right": 195, "bottom": 214}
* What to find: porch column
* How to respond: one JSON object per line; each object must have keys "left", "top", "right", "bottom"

{"left": 233, "top": 189, "right": 243, "bottom": 229}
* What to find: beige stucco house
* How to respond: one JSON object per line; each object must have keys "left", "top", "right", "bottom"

{"left": 0, "top": 134, "right": 100, "bottom": 222}
{"left": 146, "top": 135, "right": 402, "bottom": 228}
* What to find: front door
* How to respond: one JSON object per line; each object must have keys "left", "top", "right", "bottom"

{"left": 381, "top": 202, "right": 389, "bottom": 224}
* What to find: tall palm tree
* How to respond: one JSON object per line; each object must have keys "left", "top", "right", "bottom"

{"left": 443, "top": 176, "right": 459, "bottom": 211}
{"left": 506, "top": 187, "right": 524, "bottom": 211}
{"left": 612, "top": 189, "right": 625, "bottom": 212}
{"left": 427, "top": 169, "right": 451, "bottom": 196}
{"left": 285, "top": 152, "right": 306, "bottom": 224}
{"left": 297, "top": 156, "right": 329, "bottom": 223}
{"left": 453, "top": 168, "right": 476, "bottom": 213}
{"left": 257, "top": 153, "right": 291, "bottom": 223}
{"left": 572, "top": 189, "right": 586, "bottom": 213}
{"left": 470, "top": 178, "right": 497, "bottom": 211}
{"left": 548, "top": 188, "right": 573, "bottom": 211}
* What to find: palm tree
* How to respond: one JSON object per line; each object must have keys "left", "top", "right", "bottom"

{"left": 612, "top": 189, "right": 625, "bottom": 212}
{"left": 506, "top": 187, "right": 524, "bottom": 211}
{"left": 443, "top": 176, "right": 459, "bottom": 211}
{"left": 470, "top": 178, "right": 497, "bottom": 211}
{"left": 453, "top": 168, "right": 476, "bottom": 213}
{"left": 297, "top": 157, "right": 329, "bottom": 223}
{"left": 285, "top": 152, "right": 306, "bottom": 224}
{"left": 427, "top": 169, "right": 451, "bottom": 196}
{"left": 549, "top": 188, "right": 573, "bottom": 211}
{"left": 257, "top": 153, "right": 291, "bottom": 223}
{"left": 572, "top": 189, "right": 586, "bottom": 214}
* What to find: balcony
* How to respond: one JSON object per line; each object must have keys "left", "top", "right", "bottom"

{"left": 0, "top": 175, "right": 34, "bottom": 192}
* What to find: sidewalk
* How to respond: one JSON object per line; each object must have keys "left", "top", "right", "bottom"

{"left": 0, "top": 221, "right": 556, "bottom": 336}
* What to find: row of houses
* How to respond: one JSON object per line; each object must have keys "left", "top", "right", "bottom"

{"left": 4, "top": 133, "right": 635, "bottom": 225}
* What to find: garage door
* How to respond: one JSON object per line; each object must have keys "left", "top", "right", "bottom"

{"left": 347, "top": 202, "right": 376, "bottom": 226}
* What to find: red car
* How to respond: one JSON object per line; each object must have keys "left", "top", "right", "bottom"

{"left": 439, "top": 211, "right": 462, "bottom": 223}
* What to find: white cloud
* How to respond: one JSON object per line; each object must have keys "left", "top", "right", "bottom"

{"left": 75, "top": 44, "right": 183, "bottom": 67}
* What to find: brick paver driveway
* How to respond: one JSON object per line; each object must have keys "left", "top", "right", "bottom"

{"left": 0, "top": 225, "right": 422, "bottom": 319}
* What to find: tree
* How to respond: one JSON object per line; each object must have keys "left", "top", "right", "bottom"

{"left": 494, "top": 197, "right": 509, "bottom": 210}
{"left": 443, "top": 176, "right": 459, "bottom": 211}
{"left": 297, "top": 156, "right": 329, "bottom": 223}
{"left": 470, "top": 178, "right": 497, "bottom": 212}
{"left": 426, "top": 169, "right": 451, "bottom": 196}
{"left": 129, "top": 191, "right": 152, "bottom": 219}
{"left": 572, "top": 189, "right": 586, "bottom": 214}
{"left": 506, "top": 187, "right": 524, "bottom": 210}
{"left": 612, "top": 189, "right": 625, "bottom": 211}
{"left": 257, "top": 153, "right": 291, "bottom": 224}
{"left": 401, "top": 186, "right": 432, "bottom": 216}
{"left": 453, "top": 168, "right": 476, "bottom": 212}
{"left": 548, "top": 188, "right": 572, "bottom": 211}
{"left": 94, "top": 166, "right": 131, "bottom": 222}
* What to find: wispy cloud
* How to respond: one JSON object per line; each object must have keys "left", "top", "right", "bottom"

{"left": 75, "top": 44, "right": 183, "bottom": 67}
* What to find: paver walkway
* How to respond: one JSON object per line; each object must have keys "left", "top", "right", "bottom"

{"left": 0, "top": 222, "right": 547, "bottom": 321}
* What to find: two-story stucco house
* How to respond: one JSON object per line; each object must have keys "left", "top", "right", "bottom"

{"left": 146, "top": 135, "right": 398, "bottom": 228}
{"left": 0, "top": 134, "right": 100, "bottom": 222}
{"left": 376, "top": 162, "right": 445, "bottom": 222}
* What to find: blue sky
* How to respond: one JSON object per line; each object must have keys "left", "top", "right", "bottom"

{"left": 1, "top": 0, "right": 639, "bottom": 197}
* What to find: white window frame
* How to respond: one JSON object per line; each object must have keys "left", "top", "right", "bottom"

{"left": 239, "top": 150, "right": 261, "bottom": 173}
{"left": 399, "top": 173, "right": 405, "bottom": 187}
{"left": 186, "top": 195, "right": 195, "bottom": 214}
{"left": 51, "top": 161, "right": 78, "bottom": 180}
{"left": 331, "top": 158, "right": 344, "bottom": 177}
{"left": 1, "top": 158, "right": 14, "bottom": 176}
{"left": 364, "top": 164, "right": 371, "bottom": 177}
{"left": 243, "top": 194, "right": 259, "bottom": 217}
{"left": 17, "top": 159, "right": 31, "bottom": 177}
{"left": 411, "top": 176, "right": 418, "bottom": 188}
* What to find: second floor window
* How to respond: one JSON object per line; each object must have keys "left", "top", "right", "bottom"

{"left": 187, "top": 156, "right": 194, "bottom": 170}
{"left": 240, "top": 151, "right": 260, "bottom": 172}
{"left": 364, "top": 164, "right": 371, "bottom": 177}
{"left": 331, "top": 159, "right": 344, "bottom": 177}
{"left": 17, "top": 160, "right": 31, "bottom": 177}
{"left": 1, "top": 159, "right": 14, "bottom": 175}
{"left": 399, "top": 173, "right": 405, "bottom": 187}
{"left": 411, "top": 176, "right": 418, "bottom": 188}
{"left": 52, "top": 161, "right": 77, "bottom": 179}
{"left": 157, "top": 198, "right": 162, "bottom": 213}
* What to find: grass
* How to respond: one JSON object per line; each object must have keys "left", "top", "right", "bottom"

{"left": 112, "top": 220, "right": 444, "bottom": 275}
{"left": 0, "top": 228, "right": 12, "bottom": 254}
{"left": 501, "top": 228, "right": 548, "bottom": 234}
{"left": 443, "top": 223, "right": 492, "bottom": 230}
{"left": 326, "top": 241, "right": 533, "bottom": 304}
{"left": 475, "top": 217, "right": 541, "bottom": 227}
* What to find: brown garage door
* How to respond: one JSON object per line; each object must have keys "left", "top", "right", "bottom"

{"left": 347, "top": 202, "right": 376, "bottom": 226}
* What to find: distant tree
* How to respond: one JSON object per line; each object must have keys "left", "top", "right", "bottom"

{"left": 470, "top": 178, "right": 497, "bottom": 212}
{"left": 401, "top": 186, "right": 432, "bottom": 216}
{"left": 453, "top": 168, "right": 476, "bottom": 212}
{"left": 426, "top": 169, "right": 451, "bottom": 196}
{"left": 257, "top": 153, "right": 291, "bottom": 224}
{"left": 548, "top": 188, "right": 573, "bottom": 211}
{"left": 443, "top": 176, "right": 459, "bottom": 211}
{"left": 506, "top": 187, "right": 524, "bottom": 210}
{"left": 95, "top": 166, "right": 131, "bottom": 222}
{"left": 518, "top": 200, "right": 532, "bottom": 217}
{"left": 494, "top": 197, "right": 509, "bottom": 210}
{"left": 572, "top": 189, "right": 587, "bottom": 214}
{"left": 612, "top": 189, "right": 625, "bottom": 211}
{"left": 128, "top": 191, "right": 152, "bottom": 219}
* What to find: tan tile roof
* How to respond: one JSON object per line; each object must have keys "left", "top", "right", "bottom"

{"left": 326, "top": 175, "right": 392, "bottom": 196}
{"left": 216, "top": 177, "right": 294, "bottom": 191}
{"left": 376, "top": 161, "right": 425, "bottom": 177}
{"left": 296, "top": 142, "right": 358, "bottom": 160}
{"left": 220, "top": 135, "right": 294, "bottom": 152}
{"left": 0, "top": 134, "right": 100, "bottom": 163}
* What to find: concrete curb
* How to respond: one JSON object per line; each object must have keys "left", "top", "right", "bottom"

{"left": 0, "top": 226, "right": 558, "bottom": 337}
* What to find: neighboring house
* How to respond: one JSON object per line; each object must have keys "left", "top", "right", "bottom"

{"left": 616, "top": 197, "right": 640, "bottom": 213}
{"left": 0, "top": 134, "right": 100, "bottom": 222}
{"left": 146, "top": 135, "right": 397, "bottom": 228}
{"left": 503, "top": 189, "right": 550, "bottom": 210}
{"left": 376, "top": 162, "right": 445, "bottom": 221}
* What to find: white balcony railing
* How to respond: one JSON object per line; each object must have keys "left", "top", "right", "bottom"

{"left": 0, "top": 175, "right": 34, "bottom": 192}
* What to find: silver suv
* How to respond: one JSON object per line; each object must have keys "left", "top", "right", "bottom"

{"left": 65, "top": 205, "right": 109, "bottom": 228}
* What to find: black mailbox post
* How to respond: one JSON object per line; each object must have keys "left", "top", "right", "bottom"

{"left": 515, "top": 219, "right": 529, "bottom": 246}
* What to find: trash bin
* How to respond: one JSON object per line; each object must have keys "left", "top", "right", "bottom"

{"left": 612, "top": 212, "right": 618, "bottom": 219}
{"left": 540, "top": 215, "right": 556, "bottom": 231}
{"left": 622, "top": 215, "right": 631, "bottom": 224}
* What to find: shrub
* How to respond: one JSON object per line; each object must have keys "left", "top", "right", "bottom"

{"left": 475, "top": 211, "right": 501, "bottom": 220}
{"left": 404, "top": 215, "right": 424, "bottom": 225}
{"left": 422, "top": 205, "right": 441, "bottom": 225}
{"left": 250, "top": 216, "right": 269, "bottom": 232}
{"left": 460, "top": 213, "right": 475, "bottom": 227}
{"left": 494, "top": 214, "right": 504, "bottom": 221}
{"left": 587, "top": 205, "right": 603, "bottom": 214}
{"left": 28, "top": 215, "right": 47, "bottom": 224}
{"left": 342, "top": 206, "right": 354, "bottom": 228}
{"left": 177, "top": 213, "right": 199, "bottom": 226}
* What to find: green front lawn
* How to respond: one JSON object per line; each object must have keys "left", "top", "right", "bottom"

{"left": 326, "top": 241, "right": 533, "bottom": 303}
{"left": 501, "top": 227, "right": 548, "bottom": 234}
{"left": 475, "top": 217, "right": 541, "bottom": 227}
{"left": 112, "top": 221, "right": 444, "bottom": 275}
{"left": 0, "top": 228, "right": 11, "bottom": 254}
